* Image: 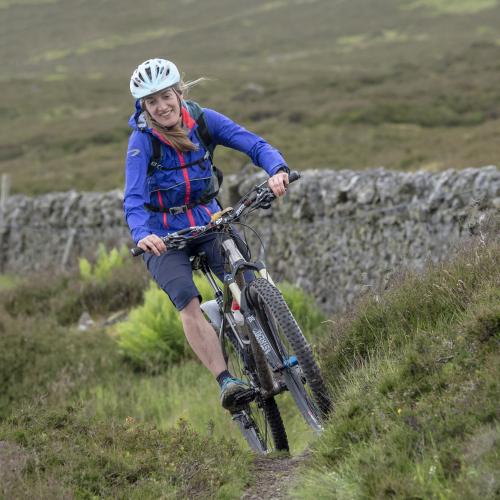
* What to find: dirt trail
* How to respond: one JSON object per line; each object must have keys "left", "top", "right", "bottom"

{"left": 241, "top": 452, "right": 310, "bottom": 500}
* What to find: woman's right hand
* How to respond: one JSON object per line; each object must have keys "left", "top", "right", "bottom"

{"left": 137, "top": 234, "right": 167, "bottom": 256}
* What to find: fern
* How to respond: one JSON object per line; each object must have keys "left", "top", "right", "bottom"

{"left": 116, "top": 276, "right": 215, "bottom": 372}
{"left": 79, "top": 244, "right": 129, "bottom": 282}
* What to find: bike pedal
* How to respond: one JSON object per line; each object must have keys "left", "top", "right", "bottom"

{"left": 226, "top": 389, "right": 257, "bottom": 413}
{"left": 233, "top": 388, "right": 257, "bottom": 406}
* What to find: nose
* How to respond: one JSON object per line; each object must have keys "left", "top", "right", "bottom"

{"left": 157, "top": 102, "right": 169, "bottom": 112}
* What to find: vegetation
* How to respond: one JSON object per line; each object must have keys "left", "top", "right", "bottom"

{"left": 79, "top": 244, "right": 129, "bottom": 282}
{"left": 115, "top": 280, "right": 197, "bottom": 373}
{"left": 0, "top": 225, "right": 498, "bottom": 497}
{"left": 1, "top": 404, "right": 251, "bottom": 499}
{"left": 295, "top": 227, "right": 499, "bottom": 498}
{"left": 0, "top": 249, "right": 325, "bottom": 497}
{"left": 2, "top": 0, "right": 500, "bottom": 195}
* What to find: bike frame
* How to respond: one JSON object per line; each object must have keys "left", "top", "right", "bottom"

{"left": 196, "top": 231, "right": 289, "bottom": 387}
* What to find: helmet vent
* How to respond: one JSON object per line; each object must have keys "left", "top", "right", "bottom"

{"left": 129, "top": 58, "right": 181, "bottom": 99}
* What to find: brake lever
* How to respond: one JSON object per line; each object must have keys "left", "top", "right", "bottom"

{"left": 258, "top": 190, "right": 276, "bottom": 210}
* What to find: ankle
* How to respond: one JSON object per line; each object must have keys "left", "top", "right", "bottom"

{"left": 216, "top": 370, "right": 232, "bottom": 388}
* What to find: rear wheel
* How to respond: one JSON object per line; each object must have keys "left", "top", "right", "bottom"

{"left": 248, "top": 278, "right": 331, "bottom": 431}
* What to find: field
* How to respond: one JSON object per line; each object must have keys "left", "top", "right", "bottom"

{"left": 1, "top": 0, "right": 500, "bottom": 194}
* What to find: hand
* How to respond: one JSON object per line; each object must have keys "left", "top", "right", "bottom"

{"left": 137, "top": 234, "right": 167, "bottom": 256}
{"left": 268, "top": 171, "right": 289, "bottom": 197}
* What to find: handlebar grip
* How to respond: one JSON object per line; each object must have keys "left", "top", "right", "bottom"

{"left": 130, "top": 246, "right": 145, "bottom": 257}
{"left": 288, "top": 171, "right": 301, "bottom": 183}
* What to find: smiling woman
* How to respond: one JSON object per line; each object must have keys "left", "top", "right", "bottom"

{"left": 123, "top": 57, "right": 290, "bottom": 414}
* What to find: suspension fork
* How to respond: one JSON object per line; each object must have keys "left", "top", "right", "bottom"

{"left": 219, "top": 237, "right": 284, "bottom": 371}
{"left": 221, "top": 238, "right": 276, "bottom": 305}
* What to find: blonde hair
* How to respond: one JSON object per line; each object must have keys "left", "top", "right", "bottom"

{"left": 142, "top": 78, "right": 207, "bottom": 153}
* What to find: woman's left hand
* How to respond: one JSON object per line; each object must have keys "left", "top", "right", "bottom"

{"left": 268, "top": 171, "right": 289, "bottom": 197}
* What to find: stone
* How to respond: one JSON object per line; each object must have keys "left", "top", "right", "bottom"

{"left": 0, "top": 167, "right": 498, "bottom": 315}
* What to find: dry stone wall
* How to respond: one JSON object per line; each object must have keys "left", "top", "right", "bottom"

{"left": 0, "top": 166, "right": 498, "bottom": 314}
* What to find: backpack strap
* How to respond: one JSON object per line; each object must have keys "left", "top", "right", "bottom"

{"left": 147, "top": 135, "right": 162, "bottom": 177}
{"left": 184, "top": 100, "right": 215, "bottom": 159}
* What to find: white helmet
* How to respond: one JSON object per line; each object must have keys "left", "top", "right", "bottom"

{"left": 129, "top": 58, "right": 181, "bottom": 99}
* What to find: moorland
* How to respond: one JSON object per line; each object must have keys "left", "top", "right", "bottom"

{"left": 1, "top": 0, "right": 500, "bottom": 194}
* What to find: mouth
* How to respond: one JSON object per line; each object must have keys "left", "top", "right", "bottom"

{"left": 159, "top": 109, "right": 172, "bottom": 118}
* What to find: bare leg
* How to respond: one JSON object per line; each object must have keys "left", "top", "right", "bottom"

{"left": 179, "top": 298, "right": 227, "bottom": 376}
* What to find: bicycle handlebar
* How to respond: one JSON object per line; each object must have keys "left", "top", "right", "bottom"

{"left": 130, "top": 170, "right": 301, "bottom": 257}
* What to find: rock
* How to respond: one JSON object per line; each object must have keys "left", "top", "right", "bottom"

{"left": 78, "top": 311, "right": 95, "bottom": 331}
{"left": 0, "top": 167, "right": 498, "bottom": 315}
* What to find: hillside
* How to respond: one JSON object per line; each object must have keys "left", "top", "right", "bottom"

{"left": 2, "top": 0, "right": 500, "bottom": 194}
{"left": 296, "top": 222, "right": 499, "bottom": 498}
{"left": 0, "top": 220, "right": 498, "bottom": 498}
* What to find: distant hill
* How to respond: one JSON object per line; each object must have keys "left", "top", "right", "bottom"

{"left": 1, "top": 0, "right": 500, "bottom": 194}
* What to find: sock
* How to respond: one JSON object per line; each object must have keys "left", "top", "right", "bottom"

{"left": 216, "top": 370, "right": 232, "bottom": 388}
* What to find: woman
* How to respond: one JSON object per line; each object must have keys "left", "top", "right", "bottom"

{"left": 124, "top": 58, "right": 289, "bottom": 411}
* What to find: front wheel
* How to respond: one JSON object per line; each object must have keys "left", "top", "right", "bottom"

{"left": 248, "top": 278, "right": 332, "bottom": 431}
{"left": 222, "top": 318, "right": 289, "bottom": 453}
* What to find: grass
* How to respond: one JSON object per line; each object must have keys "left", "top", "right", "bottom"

{"left": 0, "top": 253, "right": 325, "bottom": 497}
{"left": 1, "top": 404, "right": 251, "bottom": 499}
{"left": 0, "top": 274, "right": 19, "bottom": 291}
{"left": 1, "top": 0, "right": 500, "bottom": 194}
{"left": 294, "top": 223, "right": 500, "bottom": 498}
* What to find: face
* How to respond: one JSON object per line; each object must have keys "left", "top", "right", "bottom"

{"left": 143, "top": 88, "right": 181, "bottom": 128}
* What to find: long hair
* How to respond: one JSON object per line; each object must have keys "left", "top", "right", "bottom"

{"left": 142, "top": 79, "right": 206, "bottom": 153}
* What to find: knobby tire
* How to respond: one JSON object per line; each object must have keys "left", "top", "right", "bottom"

{"left": 248, "top": 278, "right": 332, "bottom": 429}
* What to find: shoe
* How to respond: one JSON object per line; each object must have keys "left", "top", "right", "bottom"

{"left": 220, "top": 377, "right": 255, "bottom": 411}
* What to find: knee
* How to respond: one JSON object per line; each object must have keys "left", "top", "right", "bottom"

{"left": 179, "top": 297, "right": 202, "bottom": 326}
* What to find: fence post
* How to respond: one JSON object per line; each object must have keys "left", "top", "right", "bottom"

{"left": 61, "top": 228, "right": 77, "bottom": 271}
{"left": 0, "top": 174, "right": 10, "bottom": 211}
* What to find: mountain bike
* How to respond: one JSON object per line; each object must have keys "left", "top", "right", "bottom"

{"left": 131, "top": 171, "right": 331, "bottom": 453}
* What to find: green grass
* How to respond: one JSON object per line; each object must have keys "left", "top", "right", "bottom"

{"left": 406, "top": 0, "right": 499, "bottom": 15}
{"left": 1, "top": 404, "right": 251, "bottom": 499}
{"left": 0, "top": 274, "right": 19, "bottom": 291}
{"left": 294, "top": 225, "right": 500, "bottom": 498}
{"left": 0, "top": 255, "right": 325, "bottom": 497}
{"left": 78, "top": 360, "right": 314, "bottom": 455}
{"left": 2, "top": 0, "right": 500, "bottom": 194}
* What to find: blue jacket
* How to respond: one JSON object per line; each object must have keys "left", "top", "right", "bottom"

{"left": 124, "top": 100, "right": 288, "bottom": 243}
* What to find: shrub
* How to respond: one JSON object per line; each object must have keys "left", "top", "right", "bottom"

{"left": 0, "top": 405, "right": 251, "bottom": 499}
{"left": 116, "top": 275, "right": 215, "bottom": 373}
{"left": 79, "top": 244, "right": 129, "bottom": 282}
{"left": 0, "top": 310, "right": 121, "bottom": 419}
{"left": 1, "top": 261, "right": 148, "bottom": 326}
